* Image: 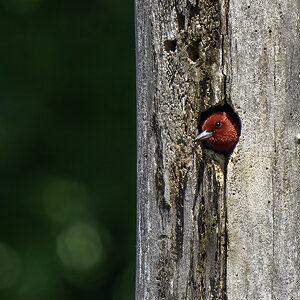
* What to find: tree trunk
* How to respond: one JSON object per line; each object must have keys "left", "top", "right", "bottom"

{"left": 136, "top": 0, "right": 300, "bottom": 299}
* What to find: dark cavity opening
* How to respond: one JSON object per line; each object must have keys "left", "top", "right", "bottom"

{"left": 177, "top": 12, "right": 185, "bottom": 30}
{"left": 164, "top": 40, "right": 177, "bottom": 52}
{"left": 187, "top": 40, "right": 200, "bottom": 62}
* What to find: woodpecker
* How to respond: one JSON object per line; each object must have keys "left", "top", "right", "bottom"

{"left": 195, "top": 111, "right": 240, "bottom": 155}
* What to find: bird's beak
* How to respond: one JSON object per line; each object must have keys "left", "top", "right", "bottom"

{"left": 195, "top": 130, "right": 214, "bottom": 141}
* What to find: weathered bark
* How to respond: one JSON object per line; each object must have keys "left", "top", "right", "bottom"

{"left": 136, "top": 0, "right": 300, "bottom": 299}
{"left": 227, "top": 1, "right": 300, "bottom": 299}
{"left": 136, "top": 0, "right": 229, "bottom": 298}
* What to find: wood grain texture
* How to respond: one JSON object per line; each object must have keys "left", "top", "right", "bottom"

{"left": 136, "top": 0, "right": 300, "bottom": 299}
{"left": 136, "top": 0, "right": 229, "bottom": 299}
{"left": 227, "top": 1, "right": 300, "bottom": 299}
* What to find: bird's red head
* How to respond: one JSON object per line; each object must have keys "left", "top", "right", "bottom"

{"left": 195, "top": 111, "right": 240, "bottom": 155}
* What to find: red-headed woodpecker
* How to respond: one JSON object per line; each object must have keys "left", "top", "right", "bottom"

{"left": 195, "top": 111, "right": 240, "bottom": 155}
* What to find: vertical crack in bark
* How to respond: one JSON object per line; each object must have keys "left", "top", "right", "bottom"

{"left": 173, "top": 165, "right": 189, "bottom": 261}
{"left": 204, "top": 157, "right": 227, "bottom": 299}
{"left": 222, "top": 161, "right": 229, "bottom": 300}
{"left": 221, "top": 2, "right": 229, "bottom": 298}
{"left": 153, "top": 113, "right": 171, "bottom": 216}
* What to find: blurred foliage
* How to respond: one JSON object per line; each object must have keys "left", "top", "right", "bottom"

{"left": 0, "top": 0, "right": 135, "bottom": 299}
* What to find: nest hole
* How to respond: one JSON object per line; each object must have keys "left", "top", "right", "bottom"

{"left": 197, "top": 103, "right": 242, "bottom": 155}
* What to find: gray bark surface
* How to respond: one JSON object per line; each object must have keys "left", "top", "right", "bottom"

{"left": 227, "top": 1, "right": 300, "bottom": 299}
{"left": 136, "top": 0, "right": 300, "bottom": 299}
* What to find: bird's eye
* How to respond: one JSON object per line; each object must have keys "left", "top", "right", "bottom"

{"left": 215, "top": 121, "right": 222, "bottom": 129}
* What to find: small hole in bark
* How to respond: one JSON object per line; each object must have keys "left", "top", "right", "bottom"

{"left": 177, "top": 12, "right": 185, "bottom": 30}
{"left": 255, "top": 29, "right": 258, "bottom": 32}
{"left": 247, "top": 5, "right": 250, "bottom": 8}
{"left": 187, "top": 41, "right": 200, "bottom": 62}
{"left": 264, "top": 47, "right": 267, "bottom": 50}
{"left": 269, "top": 29, "right": 272, "bottom": 33}
{"left": 164, "top": 40, "right": 177, "bottom": 52}
{"left": 268, "top": 201, "right": 271, "bottom": 203}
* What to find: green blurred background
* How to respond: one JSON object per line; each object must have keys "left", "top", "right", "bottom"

{"left": 0, "top": 0, "right": 135, "bottom": 299}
